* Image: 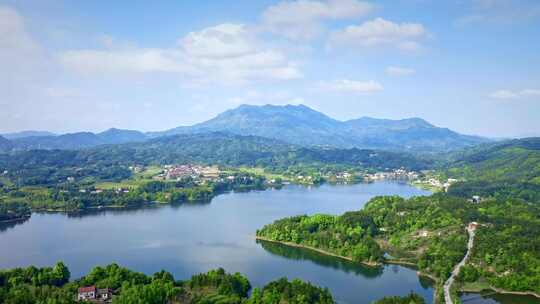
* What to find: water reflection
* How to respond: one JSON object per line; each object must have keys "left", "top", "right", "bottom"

{"left": 460, "top": 292, "right": 540, "bottom": 304}
{"left": 257, "top": 239, "right": 384, "bottom": 278}
{"left": 0, "top": 218, "right": 29, "bottom": 232}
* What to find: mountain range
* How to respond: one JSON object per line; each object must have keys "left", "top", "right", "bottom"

{"left": 1, "top": 104, "right": 489, "bottom": 153}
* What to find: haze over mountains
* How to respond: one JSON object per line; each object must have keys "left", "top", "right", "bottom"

{"left": 1, "top": 104, "right": 489, "bottom": 152}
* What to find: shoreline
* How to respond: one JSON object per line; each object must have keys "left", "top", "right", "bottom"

{"left": 460, "top": 286, "right": 540, "bottom": 299}
{"left": 256, "top": 236, "right": 540, "bottom": 302}
{"left": 255, "top": 236, "right": 381, "bottom": 267}
{"left": 256, "top": 236, "right": 442, "bottom": 303}
{"left": 0, "top": 215, "right": 30, "bottom": 224}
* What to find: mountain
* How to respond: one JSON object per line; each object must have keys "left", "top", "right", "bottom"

{"left": 10, "top": 129, "right": 147, "bottom": 150}
{"left": 0, "top": 135, "right": 12, "bottom": 152}
{"left": 97, "top": 128, "right": 147, "bottom": 144}
{"left": 343, "top": 117, "right": 486, "bottom": 152}
{"left": 152, "top": 104, "right": 489, "bottom": 152}
{"left": 4, "top": 104, "right": 489, "bottom": 152}
{"left": 149, "top": 104, "right": 352, "bottom": 147}
{"left": 2, "top": 131, "right": 57, "bottom": 140}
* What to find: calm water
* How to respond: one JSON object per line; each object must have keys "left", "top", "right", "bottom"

{"left": 1, "top": 181, "right": 533, "bottom": 303}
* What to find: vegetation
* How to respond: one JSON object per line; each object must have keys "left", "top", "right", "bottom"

{"left": 248, "top": 277, "right": 334, "bottom": 304}
{"left": 0, "top": 263, "right": 336, "bottom": 304}
{"left": 257, "top": 212, "right": 383, "bottom": 265}
{"left": 257, "top": 193, "right": 540, "bottom": 299}
{"left": 445, "top": 137, "right": 540, "bottom": 203}
{"left": 372, "top": 293, "right": 426, "bottom": 304}
{"left": 0, "top": 172, "right": 266, "bottom": 212}
{"left": 0, "top": 132, "right": 429, "bottom": 215}
{"left": 0, "top": 200, "right": 30, "bottom": 222}
{"left": 0, "top": 133, "right": 430, "bottom": 177}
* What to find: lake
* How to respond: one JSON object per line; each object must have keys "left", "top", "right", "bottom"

{"left": 0, "top": 181, "right": 536, "bottom": 303}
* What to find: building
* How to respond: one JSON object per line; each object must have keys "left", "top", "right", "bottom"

{"left": 97, "top": 288, "right": 112, "bottom": 301}
{"left": 78, "top": 286, "right": 96, "bottom": 301}
{"left": 77, "top": 286, "right": 112, "bottom": 302}
{"left": 468, "top": 222, "right": 479, "bottom": 230}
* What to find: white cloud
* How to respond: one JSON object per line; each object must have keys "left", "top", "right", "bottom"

{"left": 0, "top": 6, "right": 39, "bottom": 55}
{"left": 489, "top": 89, "right": 540, "bottom": 99}
{"left": 180, "top": 23, "right": 257, "bottom": 58}
{"left": 328, "top": 17, "right": 427, "bottom": 51}
{"left": 457, "top": 0, "right": 540, "bottom": 26}
{"left": 0, "top": 6, "right": 46, "bottom": 83}
{"left": 225, "top": 90, "right": 306, "bottom": 106}
{"left": 386, "top": 66, "right": 416, "bottom": 76}
{"left": 319, "top": 79, "right": 383, "bottom": 93}
{"left": 59, "top": 23, "right": 302, "bottom": 85}
{"left": 261, "top": 0, "right": 373, "bottom": 40}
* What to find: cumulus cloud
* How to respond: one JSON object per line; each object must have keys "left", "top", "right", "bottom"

{"left": 386, "top": 66, "right": 415, "bottom": 76}
{"left": 489, "top": 89, "right": 540, "bottom": 99}
{"left": 261, "top": 0, "right": 373, "bottom": 40}
{"left": 60, "top": 23, "right": 302, "bottom": 85}
{"left": 328, "top": 17, "right": 427, "bottom": 51}
{"left": 319, "top": 79, "right": 383, "bottom": 93}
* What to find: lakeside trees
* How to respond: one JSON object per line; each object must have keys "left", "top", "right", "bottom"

{"left": 0, "top": 263, "right": 336, "bottom": 304}
{"left": 257, "top": 194, "right": 540, "bottom": 297}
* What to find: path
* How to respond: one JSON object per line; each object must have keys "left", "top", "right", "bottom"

{"left": 444, "top": 223, "right": 477, "bottom": 304}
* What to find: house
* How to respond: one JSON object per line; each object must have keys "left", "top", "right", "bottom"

{"left": 468, "top": 222, "right": 479, "bottom": 230}
{"left": 418, "top": 230, "right": 429, "bottom": 237}
{"left": 78, "top": 286, "right": 96, "bottom": 301}
{"left": 77, "top": 286, "right": 113, "bottom": 302}
{"left": 97, "top": 288, "right": 112, "bottom": 301}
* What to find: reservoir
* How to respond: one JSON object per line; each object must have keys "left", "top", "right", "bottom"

{"left": 1, "top": 181, "right": 535, "bottom": 303}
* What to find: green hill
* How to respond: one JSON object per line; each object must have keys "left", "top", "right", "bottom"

{"left": 446, "top": 137, "right": 540, "bottom": 202}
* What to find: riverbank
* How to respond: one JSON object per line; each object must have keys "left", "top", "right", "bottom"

{"left": 255, "top": 236, "right": 381, "bottom": 267}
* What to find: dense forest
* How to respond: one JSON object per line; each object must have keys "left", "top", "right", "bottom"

{"left": 445, "top": 137, "right": 540, "bottom": 203}
{"left": 0, "top": 172, "right": 266, "bottom": 212}
{"left": 0, "top": 262, "right": 363, "bottom": 303}
{"left": 257, "top": 194, "right": 540, "bottom": 300}
{"left": 0, "top": 133, "right": 431, "bottom": 175}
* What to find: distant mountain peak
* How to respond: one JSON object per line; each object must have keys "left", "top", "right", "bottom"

{"left": 150, "top": 103, "right": 488, "bottom": 152}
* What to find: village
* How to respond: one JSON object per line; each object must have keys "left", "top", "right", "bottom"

{"left": 151, "top": 164, "right": 220, "bottom": 181}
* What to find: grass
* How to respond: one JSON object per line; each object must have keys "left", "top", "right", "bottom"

{"left": 459, "top": 280, "right": 492, "bottom": 292}
{"left": 237, "top": 167, "right": 289, "bottom": 181}
{"left": 95, "top": 166, "right": 164, "bottom": 190}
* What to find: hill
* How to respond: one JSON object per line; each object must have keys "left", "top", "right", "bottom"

{"left": 2, "top": 130, "right": 56, "bottom": 139}
{"left": 344, "top": 117, "right": 485, "bottom": 152}
{"left": 446, "top": 137, "right": 540, "bottom": 202}
{"left": 0, "top": 135, "right": 12, "bottom": 152}
{"left": 10, "top": 129, "right": 146, "bottom": 150}
{"left": 152, "top": 104, "right": 488, "bottom": 152}
{"left": 0, "top": 133, "right": 431, "bottom": 187}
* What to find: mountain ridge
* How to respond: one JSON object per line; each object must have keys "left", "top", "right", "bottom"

{"left": 2, "top": 104, "right": 489, "bottom": 152}
{"left": 151, "top": 104, "right": 489, "bottom": 152}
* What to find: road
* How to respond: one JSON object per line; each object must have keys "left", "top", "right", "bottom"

{"left": 444, "top": 223, "right": 476, "bottom": 304}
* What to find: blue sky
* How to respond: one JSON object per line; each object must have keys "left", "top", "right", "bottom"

{"left": 1, "top": 0, "right": 539, "bottom": 137}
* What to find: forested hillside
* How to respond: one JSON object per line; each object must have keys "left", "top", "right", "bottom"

{"left": 446, "top": 137, "right": 540, "bottom": 202}
{"left": 0, "top": 263, "right": 336, "bottom": 303}
{"left": 0, "top": 132, "right": 430, "bottom": 187}
{"left": 257, "top": 194, "right": 540, "bottom": 300}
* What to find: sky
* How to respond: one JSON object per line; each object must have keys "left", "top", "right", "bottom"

{"left": 1, "top": 0, "right": 539, "bottom": 137}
